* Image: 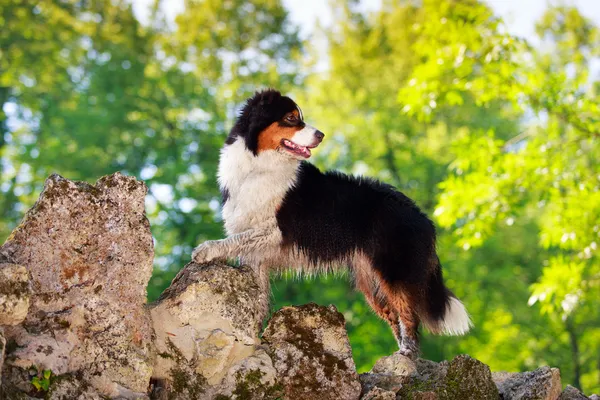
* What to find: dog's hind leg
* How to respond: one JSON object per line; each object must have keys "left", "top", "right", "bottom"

{"left": 388, "top": 286, "right": 421, "bottom": 358}
{"left": 353, "top": 254, "right": 403, "bottom": 346}
{"left": 353, "top": 253, "right": 422, "bottom": 358}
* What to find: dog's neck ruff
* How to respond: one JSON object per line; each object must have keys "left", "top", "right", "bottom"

{"left": 218, "top": 138, "right": 300, "bottom": 236}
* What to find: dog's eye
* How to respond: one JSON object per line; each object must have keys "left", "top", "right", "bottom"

{"left": 285, "top": 114, "right": 298, "bottom": 123}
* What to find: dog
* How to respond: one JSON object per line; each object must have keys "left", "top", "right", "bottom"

{"left": 192, "top": 89, "right": 472, "bottom": 357}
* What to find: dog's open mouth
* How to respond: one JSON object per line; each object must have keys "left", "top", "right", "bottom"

{"left": 280, "top": 139, "right": 318, "bottom": 158}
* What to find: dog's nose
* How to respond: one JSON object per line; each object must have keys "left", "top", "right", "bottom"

{"left": 315, "top": 130, "right": 325, "bottom": 141}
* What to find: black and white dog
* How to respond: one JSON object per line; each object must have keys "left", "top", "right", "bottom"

{"left": 192, "top": 89, "right": 471, "bottom": 357}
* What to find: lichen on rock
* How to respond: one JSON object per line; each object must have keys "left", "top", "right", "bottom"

{"left": 0, "top": 173, "right": 155, "bottom": 398}
{"left": 493, "top": 367, "right": 562, "bottom": 400}
{"left": 150, "top": 262, "right": 266, "bottom": 394}
{"left": 0, "top": 263, "right": 31, "bottom": 327}
{"left": 362, "top": 354, "right": 498, "bottom": 400}
{"left": 263, "top": 303, "right": 362, "bottom": 400}
{"left": 559, "top": 385, "right": 589, "bottom": 400}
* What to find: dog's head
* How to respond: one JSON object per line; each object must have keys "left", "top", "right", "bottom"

{"left": 227, "top": 89, "right": 324, "bottom": 159}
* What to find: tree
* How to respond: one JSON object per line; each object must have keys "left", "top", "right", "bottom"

{"left": 0, "top": 0, "right": 303, "bottom": 301}
{"left": 287, "top": 0, "right": 526, "bottom": 371}
{"left": 398, "top": 1, "right": 600, "bottom": 391}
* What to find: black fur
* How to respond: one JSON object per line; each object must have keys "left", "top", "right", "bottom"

{"left": 277, "top": 162, "right": 437, "bottom": 284}
{"left": 226, "top": 89, "right": 302, "bottom": 155}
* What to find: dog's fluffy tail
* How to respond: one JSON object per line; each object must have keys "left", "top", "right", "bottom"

{"left": 418, "top": 260, "right": 472, "bottom": 336}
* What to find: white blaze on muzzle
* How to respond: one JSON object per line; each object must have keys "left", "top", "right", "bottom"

{"left": 291, "top": 124, "right": 319, "bottom": 147}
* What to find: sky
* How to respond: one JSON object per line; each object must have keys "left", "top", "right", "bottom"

{"left": 132, "top": 0, "right": 600, "bottom": 44}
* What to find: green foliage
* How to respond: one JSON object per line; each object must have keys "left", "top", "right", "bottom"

{"left": 392, "top": 0, "right": 599, "bottom": 391}
{"left": 1, "top": 0, "right": 599, "bottom": 393}
{"left": 31, "top": 369, "right": 52, "bottom": 392}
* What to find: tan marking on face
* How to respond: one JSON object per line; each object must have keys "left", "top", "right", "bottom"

{"left": 257, "top": 122, "right": 302, "bottom": 153}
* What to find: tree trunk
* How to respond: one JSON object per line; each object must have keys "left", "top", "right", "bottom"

{"left": 566, "top": 318, "right": 582, "bottom": 389}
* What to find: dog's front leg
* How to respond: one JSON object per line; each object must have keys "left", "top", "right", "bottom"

{"left": 191, "top": 228, "right": 281, "bottom": 264}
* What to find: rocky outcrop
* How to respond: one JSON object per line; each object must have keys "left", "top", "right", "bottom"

{"left": 559, "top": 385, "right": 589, "bottom": 400}
{"left": 149, "top": 262, "right": 273, "bottom": 399}
{"left": 0, "top": 173, "right": 155, "bottom": 398}
{"left": 493, "top": 367, "right": 562, "bottom": 400}
{"left": 263, "top": 303, "right": 362, "bottom": 400}
{"left": 0, "top": 173, "right": 360, "bottom": 400}
{"left": 361, "top": 353, "right": 499, "bottom": 400}
{"left": 0, "top": 172, "right": 598, "bottom": 400}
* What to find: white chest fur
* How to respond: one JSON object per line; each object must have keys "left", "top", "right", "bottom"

{"left": 218, "top": 139, "right": 299, "bottom": 236}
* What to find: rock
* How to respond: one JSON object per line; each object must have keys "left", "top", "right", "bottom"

{"left": 493, "top": 367, "right": 561, "bottom": 400}
{"left": 589, "top": 395, "right": 599, "bottom": 400}
{"left": 263, "top": 303, "right": 362, "bottom": 400}
{"left": 361, "top": 386, "right": 397, "bottom": 400}
{"left": 359, "top": 372, "right": 405, "bottom": 397}
{"left": 219, "top": 347, "right": 282, "bottom": 399}
{"left": 0, "top": 329, "right": 5, "bottom": 386}
{"left": 359, "top": 353, "right": 415, "bottom": 397}
{"left": 0, "top": 171, "right": 587, "bottom": 400}
{"left": 47, "top": 375, "right": 104, "bottom": 400}
{"left": 0, "top": 264, "right": 31, "bottom": 326}
{"left": 397, "top": 355, "right": 499, "bottom": 400}
{"left": 150, "top": 262, "right": 266, "bottom": 393}
{"left": 443, "top": 355, "right": 499, "bottom": 399}
{"left": 0, "top": 173, "right": 155, "bottom": 398}
{"left": 559, "top": 385, "right": 588, "bottom": 400}
{"left": 371, "top": 352, "right": 417, "bottom": 377}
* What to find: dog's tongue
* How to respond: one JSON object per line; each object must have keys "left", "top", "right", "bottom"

{"left": 282, "top": 139, "right": 311, "bottom": 158}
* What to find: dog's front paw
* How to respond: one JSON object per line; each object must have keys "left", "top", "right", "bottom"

{"left": 192, "top": 241, "right": 225, "bottom": 264}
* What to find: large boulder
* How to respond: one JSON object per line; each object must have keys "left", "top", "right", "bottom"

{"left": 149, "top": 262, "right": 271, "bottom": 399}
{"left": 1, "top": 171, "right": 594, "bottom": 400}
{"left": 0, "top": 173, "right": 155, "bottom": 398}
{"left": 361, "top": 354, "right": 499, "bottom": 400}
{"left": 493, "top": 367, "right": 562, "bottom": 400}
{"left": 559, "top": 385, "right": 588, "bottom": 400}
{"left": 262, "top": 303, "right": 362, "bottom": 400}
{"left": 360, "top": 353, "right": 414, "bottom": 399}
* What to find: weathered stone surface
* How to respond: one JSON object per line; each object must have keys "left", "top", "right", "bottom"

{"left": 493, "top": 367, "right": 561, "bottom": 400}
{"left": 360, "top": 353, "right": 414, "bottom": 398}
{"left": 0, "top": 173, "right": 155, "bottom": 398}
{"left": 559, "top": 385, "right": 588, "bottom": 400}
{"left": 359, "top": 373, "right": 405, "bottom": 398}
{"left": 443, "top": 355, "right": 499, "bottom": 399}
{"left": 372, "top": 352, "right": 417, "bottom": 377}
{"left": 263, "top": 303, "right": 361, "bottom": 400}
{"left": 0, "top": 328, "right": 5, "bottom": 387}
{"left": 362, "top": 355, "right": 499, "bottom": 400}
{"left": 218, "top": 347, "right": 282, "bottom": 399}
{"left": 47, "top": 375, "right": 104, "bottom": 400}
{"left": 150, "top": 262, "right": 266, "bottom": 392}
{"left": 361, "top": 386, "right": 397, "bottom": 400}
{"left": 0, "top": 264, "right": 31, "bottom": 326}
{"left": 396, "top": 355, "right": 499, "bottom": 400}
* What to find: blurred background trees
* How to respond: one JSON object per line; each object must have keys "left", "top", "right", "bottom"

{"left": 1, "top": 0, "right": 598, "bottom": 392}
